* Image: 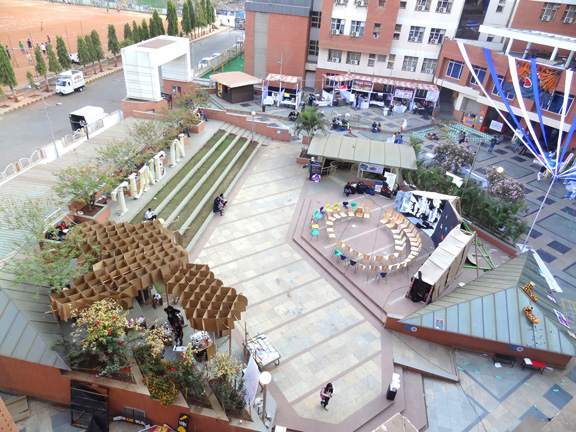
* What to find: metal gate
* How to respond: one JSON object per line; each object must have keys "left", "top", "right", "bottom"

{"left": 70, "top": 380, "right": 109, "bottom": 431}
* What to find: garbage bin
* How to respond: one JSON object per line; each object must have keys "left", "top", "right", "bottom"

{"left": 386, "top": 373, "right": 401, "bottom": 401}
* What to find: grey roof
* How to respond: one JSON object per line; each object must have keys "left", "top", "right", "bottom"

{"left": 400, "top": 252, "right": 576, "bottom": 356}
{"left": 245, "top": 0, "right": 312, "bottom": 17}
{"left": 0, "top": 272, "right": 68, "bottom": 370}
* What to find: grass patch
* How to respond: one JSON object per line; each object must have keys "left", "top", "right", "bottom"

{"left": 172, "top": 138, "right": 247, "bottom": 231}
{"left": 129, "top": 131, "right": 225, "bottom": 225}
{"left": 138, "top": 0, "right": 167, "bottom": 8}
{"left": 157, "top": 135, "right": 237, "bottom": 221}
{"left": 181, "top": 141, "right": 258, "bottom": 246}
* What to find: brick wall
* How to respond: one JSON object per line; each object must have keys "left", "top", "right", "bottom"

{"left": 204, "top": 108, "right": 292, "bottom": 142}
{"left": 121, "top": 98, "right": 168, "bottom": 119}
{"left": 0, "top": 398, "right": 17, "bottom": 432}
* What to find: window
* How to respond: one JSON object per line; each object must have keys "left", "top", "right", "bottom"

{"left": 470, "top": 65, "right": 487, "bottom": 86}
{"left": 446, "top": 59, "right": 464, "bottom": 79}
{"left": 422, "top": 58, "right": 438, "bottom": 74}
{"left": 562, "top": 5, "right": 576, "bottom": 23}
{"left": 351, "top": 21, "right": 366, "bottom": 37}
{"left": 328, "top": 49, "right": 343, "bottom": 63}
{"left": 311, "top": 11, "right": 322, "bottom": 28}
{"left": 373, "top": 23, "right": 381, "bottom": 39}
{"left": 492, "top": 75, "right": 515, "bottom": 100}
{"left": 540, "top": 3, "right": 559, "bottom": 21}
{"left": 308, "top": 40, "right": 319, "bottom": 56}
{"left": 409, "top": 26, "right": 425, "bottom": 43}
{"left": 400, "top": 1, "right": 407, "bottom": 9}
{"left": 331, "top": 18, "right": 346, "bottom": 35}
{"left": 428, "top": 28, "right": 445, "bottom": 44}
{"left": 436, "top": 0, "right": 453, "bottom": 13}
{"left": 415, "top": 0, "right": 430, "bottom": 11}
{"left": 415, "top": 89, "right": 428, "bottom": 99}
{"left": 377, "top": 54, "right": 387, "bottom": 62}
{"left": 378, "top": 0, "right": 386, "bottom": 6}
{"left": 496, "top": 0, "right": 505, "bottom": 13}
{"left": 346, "top": 51, "right": 362, "bottom": 65}
{"left": 393, "top": 24, "right": 402, "bottom": 40}
{"left": 542, "top": 91, "right": 575, "bottom": 114}
{"left": 368, "top": 53, "right": 376, "bottom": 67}
{"left": 487, "top": 35, "right": 494, "bottom": 42}
{"left": 387, "top": 54, "right": 396, "bottom": 69}
{"left": 402, "top": 56, "right": 418, "bottom": 71}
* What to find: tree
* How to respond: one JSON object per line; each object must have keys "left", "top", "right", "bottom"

{"left": 181, "top": 3, "right": 191, "bottom": 36}
{"left": 26, "top": 71, "right": 36, "bottom": 96}
{"left": 107, "top": 24, "right": 120, "bottom": 67}
{"left": 293, "top": 107, "right": 329, "bottom": 143}
{"left": 160, "top": 87, "right": 210, "bottom": 139}
{"left": 153, "top": 10, "right": 165, "bottom": 35}
{"left": 187, "top": 0, "right": 196, "bottom": 37}
{"left": 95, "top": 139, "right": 145, "bottom": 172}
{"left": 205, "top": 0, "right": 215, "bottom": 24}
{"left": 432, "top": 140, "right": 474, "bottom": 174}
{"left": 166, "top": 0, "right": 179, "bottom": 36}
{"left": 52, "top": 164, "right": 111, "bottom": 212}
{"left": 123, "top": 22, "right": 133, "bottom": 41}
{"left": 46, "top": 43, "right": 62, "bottom": 77}
{"left": 0, "top": 42, "right": 19, "bottom": 102}
{"left": 84, "top": 34, "right": 98, "bottom": 74}
{"left": 141, "top": 19, "right": 150, "bottom": 41}
{"left": 197, "top": 0, "right": 207, "bottom": 32}
{"left": 91, "top": 30, "right": 105, "bottom": 73}
{"left": 132, "top": 20, "right": 141, "bottom": 43}
{"left": 34, "top": 46, "right": 49, "bottom": 91}
{"left": 76, "top": 35, "right": 90, "bottom": 70}
{"left": 56, "top": 36, "right": 72, "bottom": 70}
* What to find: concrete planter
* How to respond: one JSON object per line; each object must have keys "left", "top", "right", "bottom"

{"left": 72, "top": 203, "right": 111, "bottom": 224}
{"left": 191, "top": 120, "right": 205, "bottom": 134}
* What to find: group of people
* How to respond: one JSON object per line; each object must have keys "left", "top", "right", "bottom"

{"left": 488, "top": 134, "right": 504, "bottom": 153}
{"left": 44, "top": 221, "right": 69, "bottom": 241}
{"left": 288, "top": 111, "right": 300, "bottom": 121}
{"left": 393, "top": 133, "right": 404, "bottom": 144}
{"left": 212, "top": 193, "right": 227, "bottom": 216}
{"left": 331, "top": 117, "right": 351, "bottom": 132}
{"left": 371, "top": 122, "right": 382, "bottom": 133}
{"left": 164, "top": 306, "right": 184, "bottom": 346}
{"left": 197, "top": 109, "right": 208, "bottom": 122}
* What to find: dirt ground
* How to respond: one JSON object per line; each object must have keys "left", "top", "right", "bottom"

{"left": 0, "top": 0, "right": 147, "bottom": 86}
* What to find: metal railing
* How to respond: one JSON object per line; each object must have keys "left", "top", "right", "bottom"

{"left": 0, "top": 150, "right": 44, "bottom": 183}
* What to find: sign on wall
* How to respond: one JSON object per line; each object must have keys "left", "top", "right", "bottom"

{"left": 394, "top": 88, "right": 414, "bottom": 99}
{"left": 359, "top": 162, "right": 385, "bottom": 174}
{"left": 489, "top": 120, "right": 504, "bottom": 132}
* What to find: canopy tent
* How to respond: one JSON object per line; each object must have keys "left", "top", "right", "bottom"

{"left": 210, "top": 72, "right": 261, "bottom": 104}
{"left": 321, "top": 74, "right": 354, "bottom": 106}
{"left": 210, "top": 71, "right": 261, "bottom": 88}
{"left": 407, "top": 228, "right": 475, "bottom": 303}
{"left": 307, "top": 135, "right": 418, "bottom": 170}
{"left": 261, "top": 73, "right": 303, "bottom": 108}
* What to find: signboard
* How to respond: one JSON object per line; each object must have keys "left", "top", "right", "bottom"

{"left": 309, "top": 160, "right": 322, "bottom": 182}
{"left": 374, "top": 181, "right": 383, "bottom": 193}
{"left": 489, "top": 120, "right": 504, "bottom": 132}
{"left": 243, "top": 355, "right": 260, "bottom": 408}
{"left": 358, "top": 162, "right": 384, "bottom": 174}
{"left": 435, "top": 318, "right": 444, "bottom": 330}
{"left": 353, "top": 79, "right": 373, "bottom": 91}
{"left": 426, "top": 89, "right": 440, "bottom": 102}
{"left": 394, "top": 88, "right": 414, "bottom": 99}
{"left": 384, "top": 171, "right": 397, "bottom": 188}
{"left": 217, "top": 83, "right": 223, "bottom": 98}
{"left": 177, "top": 414, "right": 190, "bottom": 432}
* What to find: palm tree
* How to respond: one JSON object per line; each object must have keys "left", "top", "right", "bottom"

{"left": 293, "top": 107, "right": 328, "bottom": 143}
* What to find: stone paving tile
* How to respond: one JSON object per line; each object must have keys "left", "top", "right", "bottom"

{"left": 547, "top": 240, "right": 571, "bottom": 254}
{"left": 535, "top": 248, "right": 556, "bottom": 263}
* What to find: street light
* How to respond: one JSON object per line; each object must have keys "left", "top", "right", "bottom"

{"left": 42, "top": 97, "right": 62, "bottom": 158}
{"left": 259, "top": 371, "right": 272, "bottom": 425}
{"left": 496, "top": 166, "right": 504, "bottom": 174}
{"left": 251, "top": 111, "right": 256, "bottom": 144}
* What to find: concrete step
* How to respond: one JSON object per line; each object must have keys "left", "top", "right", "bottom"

{"left": 401, "top": 371, "right": 428, "bottom": 431}
{"left": 5, "top": 395, "right": 30, "bottom": 422}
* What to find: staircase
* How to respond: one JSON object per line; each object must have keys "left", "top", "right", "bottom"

{"left": 437, "top": 87, "right": 457, "bottom": 122}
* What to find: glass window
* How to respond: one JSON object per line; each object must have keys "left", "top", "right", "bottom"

{"left": 470, "top": 65, "right": 487, "bottom": 86}
{"left": 436, "top": 0, "right": 453, "bottom": 13}
{"left": 540, "top": 3, "right": 560, "bottom": 21}
{"left": 415, "top": 0, "right": 430, "bottom": 11}
{"left": 492, "top": 75, "right": 515, "bottom": 100}
{"left": 328, "top": 49, "right": 343, "bottom": 63}
{"left": 409, "top": 26, "right": 425, "bottom": 43}
{"left": 400, "top": 1, "right": 407, "bottom": 9}
{"left": 311, "top": 11, "right": 322, "bottom": 28}
{"left": 351, "top": 21, "right": 366, "bottom": 37}
{"left": 387, "top": 54, "right": 396, "bottom": 69}
{"left": 428, "top": 28, "right": 445, "bottom": 44}
{"left": 331, "top": 18, "right": 346, "bottom": 35}
{"left": 496, "top": 0, "right": 505, "bottom": 13}
{"left": 378, "top": 0, "right": 386, "bottom": 6}
{"left": 377, "top": 54, "right": 387, "bottom": 62}
{"left": 393, "top": 24, "right": 402, "bottom": 40}
{"left": 373, "top": 23, "right": 381, "bottom": 39}
{"left": 346, "top": 52, "right": 362, "bottom": 65}
{"left": 308, "top": 40, "right": 319, "bottom": 56}
{"left": 402, "top": 56, "right": 418, "bottom": 71}
{"left": 415, "top": 89, "right": 428, "bottom": 98}
{"left": 446, "top": 59, "right": 464, "bottom": 79}
{"left": 542, "top": 91, "right": 574, "bottom": 114}
{"left": 562, "top": 5, "right": 576, "bottom": 23}
{"left": 422, "top": 58, "right": 438, "bottom": 74}
{"left": 368, "top": 53, "right": 376, "bottom": 67}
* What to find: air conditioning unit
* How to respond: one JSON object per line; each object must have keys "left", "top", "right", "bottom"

{"left": 332, "top": 57, "right": 341, "bottom": 63}
{"left": 426, "top": 68, "right": 435, "bottom": 74}
{"left": 356, "top": 0, "right": 367, "bottom": 6}
{"left": 430, "top": 39, "right": 439, "bottom": 44}
{"left": 564, "top": 17, "right": 573, "bottom": 23}
{"left": 406, "top": 66, "right": 415, "bottom": 72}
{"left": 350, "top": 60, "right": 359, "bottom": 65}
{"left": 336, "top": 0, "right": 346, "bottom": 5}
{"left": 409, "top": 37, "right": 417, "bottom": 42}
{"left": 541, "top": 15, "right": 551, "bottom": 21}
{"left": 417, "top": 5, "right": 424, "bottom": 11}
{"left": 351, "top": 31, "right": 359, "bottom": 37}
{"left": 437, "top": 7, "right": 446, "bottom": 13}
{"left": 331, "top": 29, "right": 339, "bottom": 34}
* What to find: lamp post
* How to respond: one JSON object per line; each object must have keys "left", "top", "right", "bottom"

{"left": 251, "top": 111, "right": 256, "bottom": 144}
{"left": 42, "top": 97, "right": 62, "bottom": 158}
{"left": 259, "top": 371, "right": 272, "bottom": 425}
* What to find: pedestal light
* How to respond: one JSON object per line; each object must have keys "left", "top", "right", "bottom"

{"left": 259, "top": 371, "right": 272, "bottom": 426}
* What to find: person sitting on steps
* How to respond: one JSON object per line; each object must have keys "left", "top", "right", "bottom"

{"left": 144, "top": 208, "right": 157, "bottom": 221}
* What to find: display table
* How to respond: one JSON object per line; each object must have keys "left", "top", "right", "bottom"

{"left": 244, "top": 334, "right": 281, "bottom": 370}
{"left": 521, "top": 358, "right": 546, "bottom": 374}
{"left": 188, "top": 331, "right": 216, "bottom": 361}
{"left": 492, "top": 353, "right": 516, "bottom": 367}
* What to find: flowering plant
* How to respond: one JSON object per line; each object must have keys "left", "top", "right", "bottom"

{"left": 52, "top": 164, "right": 111, "bottom": 211}
{"left": 147, "top": 373, "right": 178, "bottom": 406}
{"left": 484, "top": 167, "right": 526, "bottom": 205}
{"left": 432, "top": 140, "right": 474, "bottom": 174}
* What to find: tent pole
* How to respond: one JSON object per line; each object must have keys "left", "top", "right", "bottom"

{"left": 522, "top": 178, "right": 555, "bottom": 251}
{"left": 475, "top": 232, "right": 480, "bottom": 278}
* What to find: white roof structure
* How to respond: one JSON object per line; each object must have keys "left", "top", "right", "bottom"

{"left": 307, "top": 135, "right": 417, "bottom": 170}
{"left": 121, "top": 36, "right": 192, "bottom": 101}
{"left": 480, "top": 25, "right": 576, "bottom": 52}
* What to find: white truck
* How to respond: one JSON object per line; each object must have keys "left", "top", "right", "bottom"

{"left": 69, "top": 106, "right": 105, "bottom": 132}
{"left": 55, "top": 70, "right": 85, "bottom": 95}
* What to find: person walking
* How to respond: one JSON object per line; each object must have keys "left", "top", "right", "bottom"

{"left": 488, "top": 136, "right": 497, "bottom": 153}
{"left": 5, "top": 45, "right": 11, "bottom": 60}
{"left": 173, "top": 322, "right": 184, "bottom": 346}
{"left": 320, "top": 383, "right": 334, "bottom": 410}
{"left": 40, "top": 43, "right": 46, "bottom": 55}
{"left": 164, "top": 306, "right": 181, "bottom": 329}
{"left": 26, "top": 52, "right": 33, "bottom": 65}
{"left": 40, "top": 21, "right": 44, "bottom": 32}
{"left": 26, "top": 39, "right": 32, "bottom": 50}
{"left": 19, "top": 41, "right": 25, "bottom": 54}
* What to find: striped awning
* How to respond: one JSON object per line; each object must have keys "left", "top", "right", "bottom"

{"left": 324, "top": 73, "right": 354, "bottom": 82}
{"left": 265, "top": 73, "right": 300, "bottom": 84}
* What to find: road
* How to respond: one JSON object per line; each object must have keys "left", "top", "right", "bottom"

{"left": 0, "top": 29, "right": 245, "bottom": 166}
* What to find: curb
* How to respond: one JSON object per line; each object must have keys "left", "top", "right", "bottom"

{"left": 0, "top": 67, "right": 124, "bottom": 116}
